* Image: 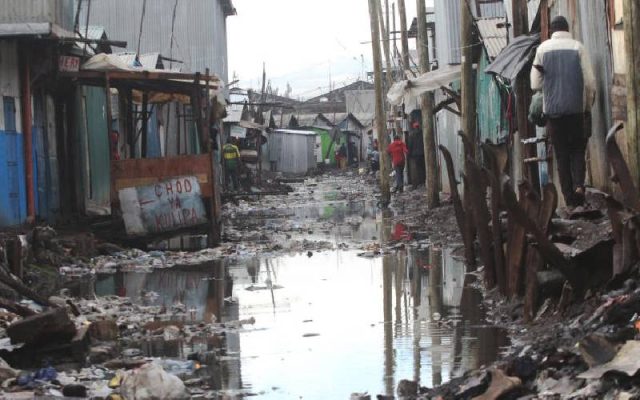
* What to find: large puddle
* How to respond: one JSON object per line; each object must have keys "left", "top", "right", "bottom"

{"left": 96, "top": 178, "right": 508, "bottom": 398}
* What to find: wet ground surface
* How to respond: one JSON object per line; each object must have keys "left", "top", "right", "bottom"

{"left": 95, "top": 175, "right": 508, "bottom": 399}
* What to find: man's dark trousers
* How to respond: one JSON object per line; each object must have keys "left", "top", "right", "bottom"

{"left": 547, "top": 114, "right": 587, "bottom": 206}
{"left": 394, "top": 162, "right": 405, "bottom": 192}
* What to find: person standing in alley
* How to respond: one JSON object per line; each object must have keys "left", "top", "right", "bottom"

{"left": 387, "top": 134, "right": 409, "bottom": 193}
{"left": 530, "top": 15, "right": 595, "bottom": 207}
{"left": 223, "top": 137, "right": 242, "bottom": 191}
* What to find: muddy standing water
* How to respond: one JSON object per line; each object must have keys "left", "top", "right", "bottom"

{"left": 96, "top": 177, "right": 508, "bottom": 399}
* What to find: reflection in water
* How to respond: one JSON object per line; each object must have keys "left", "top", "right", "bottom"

{"left": 96, "top": 201, "right": 507, "bottom": 399}
{"left": 223, "top": 249, "right": 506, "bottom": 398}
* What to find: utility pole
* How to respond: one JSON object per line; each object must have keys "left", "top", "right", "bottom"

{"left": 460, "top": 0, "right": 476, "bottom": 163}
{"left": 417, "top": 0, "right": 439, "bottom": 208}
{"left": 369, "top": 0, "right": 391, "bottom": 204}
{"left": 378, "top": 0, "right": 403, "bottom": 137}
{"left": 512, "top": 0, "right": 539, "bottom": 192}
{"left": 625, "top": 0, "right": 640, "bottom": 184}
{"left": 398, "top": 0, "right": 411, "bottom": 77}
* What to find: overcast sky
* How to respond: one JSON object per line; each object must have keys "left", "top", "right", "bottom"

{"left": 227, "top": 0, "right": 423, "bottom": 100}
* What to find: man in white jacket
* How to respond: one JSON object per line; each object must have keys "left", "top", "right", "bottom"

{"left": 531, "top": 15, "right": 596, "bottom": 207}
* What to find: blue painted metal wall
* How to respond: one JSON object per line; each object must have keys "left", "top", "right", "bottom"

{"left": 31, "top": 94, "right": 60, "bottom": 223}
{"left": 0, "top": 97, "right": 27, "bottom": 226}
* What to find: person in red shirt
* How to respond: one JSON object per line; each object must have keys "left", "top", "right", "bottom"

{"left": 387, "top": 134, "right": 409, "bottom": 193}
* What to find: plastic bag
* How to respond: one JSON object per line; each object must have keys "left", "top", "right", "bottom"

{"left": 528, "top": 91, "right": 547, "bottom": 127}
{"left": 120, "top": 363, "right": 189, "bottom": 400}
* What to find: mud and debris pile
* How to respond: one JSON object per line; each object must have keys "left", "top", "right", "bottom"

{"left": 0, "top": 288, "right": 256, "bottom": 398}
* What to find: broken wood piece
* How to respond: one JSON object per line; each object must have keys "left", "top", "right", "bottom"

{"left": 472, "top": 369, "right": 522, "bottom": 400}
{"left": 606, "top": 122, "right": 640, "bottom": 211}
{"left": 0, "top": 297, "right": 36, "bottom": 317}
{"left": 525, "top": 183, "right": 557, "bottom": 322}
{"left": 485, "top": 167, "right": 506, "bottom": 295}
{"left": 7, "top": 308, "right": 76, "bottom": 345}
{"left": 465, "top": 162, "right": 495, "bottom": 289}
{"left": 0, "top": 272, "right": 55, "bottom": 308}
{"left": 506, "top": 182, "right": 531, "bottom": 298}
{"left": 502, "top": 181, "right": 581, "bottom": 291}
{"left": 439, "top": 144, "right": 476, "bottom": 268}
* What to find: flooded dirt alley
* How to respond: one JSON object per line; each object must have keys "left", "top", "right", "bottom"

{"left": 98, "top": 175, "right": 508, "bottom": 399}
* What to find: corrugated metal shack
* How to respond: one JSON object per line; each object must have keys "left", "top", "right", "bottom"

{"left": 0, "top": 0, "right": 80, "bottom": 226}
{"left": 2, "top": 0, "right": 75, "bottom": 28}
{"left": 268, "top": 129, "right": 317, "bottom": 174}
{"left": 78, "top": 0, "right": 235, "bottom": 77}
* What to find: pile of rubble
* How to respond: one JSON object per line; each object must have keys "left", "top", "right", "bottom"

{"left": 0, "top": 291, "right": 256, "bottom": 398}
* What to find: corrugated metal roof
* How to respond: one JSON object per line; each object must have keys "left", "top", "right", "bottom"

{"left": 476, "top": 17, "right": 508, "bottom": 60}
{"left": 78, "top": 25, "right": 106, "bottom": 40}
{"left": 0, "top": 22, "right": 51, "bottom": 37}
{"left": 110, "top": 52, "right": 162, "bottom": 69}
{"left": 470, "top": 0, "right": 506, "bottom": 18}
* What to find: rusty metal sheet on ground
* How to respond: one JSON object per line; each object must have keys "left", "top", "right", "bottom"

{"left": 119, "top": 176, "right": 208, "bottom": 236}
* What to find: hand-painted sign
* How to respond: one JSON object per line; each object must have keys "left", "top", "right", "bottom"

{"left": 119, "top": 176, "right": 208, "bottom": 236}
{"left": 58, "top": 56, "right": 80, "bottom": 72}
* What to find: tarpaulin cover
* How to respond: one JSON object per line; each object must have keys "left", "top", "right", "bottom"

{"left": 386, "top": 65, "right": 466, "bottom": 106}
{"left": 485, "top": 33, "right": 540, "bottom": 82}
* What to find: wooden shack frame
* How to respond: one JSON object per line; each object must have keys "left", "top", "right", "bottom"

{"left": 61, "top": 69, "right": 223, "bottom": 245}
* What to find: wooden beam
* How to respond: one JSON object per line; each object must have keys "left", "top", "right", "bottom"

{"left": 460, "top": 0, "right": 476, "bottom": 163}
{"left": 417, "top": 0, "right": 439, "bottom": 208}
{"left": 369, "top": 0, "right": 391, "bottom": 204}
{"left": 625, "top": 0, "right": 640, "bottom": 185}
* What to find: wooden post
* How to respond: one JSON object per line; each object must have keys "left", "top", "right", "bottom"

{"left": 19, "top": 43, "right": 35, "bottom": 223}
{"left": 204, "top": 70, "right": 221, "bottom": 246}
{"left": 258, "top": 63, "right": 267, "bottom": 184}
{"left": 369, "top": 0, "right": 391, "bottom": 204}
{"left": 126, "top": 88, "right": 134, "bottom": 158}
{"left": 417, "top": 0, "right": 439, "bottom": 208}
{"left": 398, "top": 0, "right": 411, "bottom": 77}
{"left": 378, "top": 0, "right": 403, "bottom": 137}
{"left": 105, "top": 72, "right": 114, "bottom": 209}
{"left": 625, "top": 0, "right": 640, "bottom": 185}
{"left": 512, "top": 0, "right": 540, "bottom": 192}
{"left": 141, "top": 92, "right": 149, "bottom": 158}
{"left": 460, "top": 0, "right": 476, "bottom": 163}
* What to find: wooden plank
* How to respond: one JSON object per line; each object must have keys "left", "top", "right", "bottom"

{"left": 466, "top": 161, "right": 495, "bottom": 288}
{"left": 486, "top": 168, "right": 506, "bottom": 295}
{"left": 524, "top": 183, "right": 557, "bottom": 322}
{"left": 521, "top": 184, "right": 541, "bottom": 301}
{"left": 110, "top": 155, "right": 215, "bottom": 209}
{"left": 439, "top": 144, "right": 476, "bottom": 267}
{"left": 502, "top": 182, "right": 579, "bottom": 291}
{"left": 506, "top": 182, "right": 530, "bottom": 298}
{"left": 606, "top": 122, "right": 640, "bottom": 211}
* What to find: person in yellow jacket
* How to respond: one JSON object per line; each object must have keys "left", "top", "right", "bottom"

{"left": 223, "top": 137, "right": 242, "bottom": 191}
